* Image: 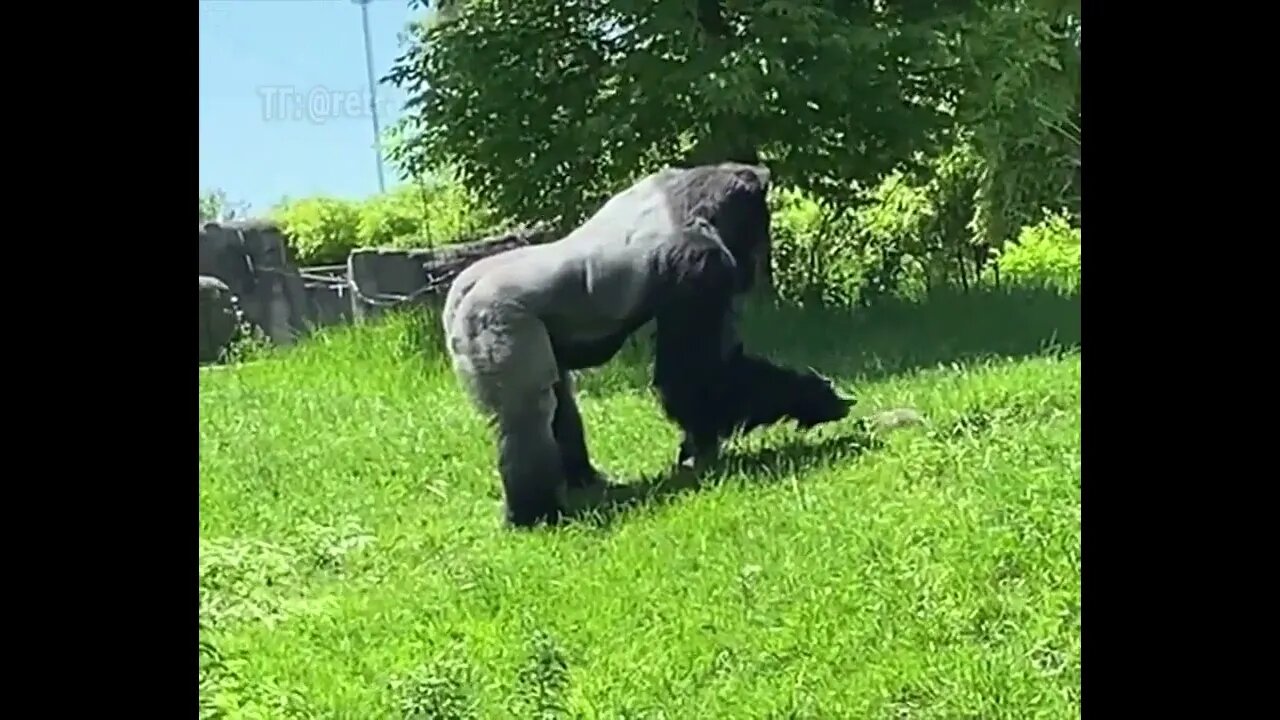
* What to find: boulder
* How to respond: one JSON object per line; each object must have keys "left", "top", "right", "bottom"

{"left": 198, "top": 220, "right": 311, "bottom": 345}
{"left": 199, "top": 275, "right": 241, "bottom": 364}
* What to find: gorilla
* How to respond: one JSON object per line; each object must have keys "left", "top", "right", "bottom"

{"left": 442, "top": 162, "right": 853, "bottom": 528}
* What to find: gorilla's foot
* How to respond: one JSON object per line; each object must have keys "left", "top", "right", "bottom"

{"left": 502, "top": 473, "right": 568, "bottom": 529}
{"left": 504, "top": 492, "right": 565, "bottom": 529}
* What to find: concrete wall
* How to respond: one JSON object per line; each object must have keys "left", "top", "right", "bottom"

{"left": 198, "top": 220, "right": 312, "bottom": 346}
{"left": 348, "top": 226, "right": 547, "bottom": 322}
{"left": 198, "top": 221, "right": 551, "bottom": 363}
{"left": 303, "top": 277, "right": 354, "bottom": 328}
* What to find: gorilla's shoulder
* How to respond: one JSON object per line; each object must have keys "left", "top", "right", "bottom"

{"left": 654, "top": 216, "right": 739, "bottom": 295}
{"left": 652, "top": 162, "right": 772, "bottom": 220}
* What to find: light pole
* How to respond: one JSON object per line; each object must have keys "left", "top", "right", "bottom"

{"left": 352, "top": 0, "right": 387, "bottom": 193}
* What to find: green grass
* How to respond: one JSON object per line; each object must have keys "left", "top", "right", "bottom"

{"left": 199, "top": 287, "right": 1081, "bottom": 719}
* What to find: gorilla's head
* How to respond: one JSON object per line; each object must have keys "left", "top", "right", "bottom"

{"left": 668, "top": 163, "right": 774, "bottom": 293}
{"left": 789, "top": 369, "right": 855, "bottom": 429}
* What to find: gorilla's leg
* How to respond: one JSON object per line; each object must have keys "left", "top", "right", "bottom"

{"left": 444, "top": 285, "right": 569, "bottom": 528}
{"left": 551, "top": 371, "right": 605, "bottom": 488}
{"left": 494, "top": 389, "right": 567, "bottom": 528}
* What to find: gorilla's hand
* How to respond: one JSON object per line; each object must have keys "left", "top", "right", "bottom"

{"left": 789, "top": 369, "right": 855, "bottom": 429}
{"left": 673, "top": 368, "right": 851, "bottom": 471}
{"left": 676, "top": 432, "right": 721, "bottom": 471}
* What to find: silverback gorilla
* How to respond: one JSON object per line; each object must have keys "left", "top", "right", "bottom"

{"left": 442, "top": 162, "right": 853, "bottom": 527}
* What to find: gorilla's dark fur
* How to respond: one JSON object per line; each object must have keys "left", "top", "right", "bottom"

{"left": 442, "top": 162, "right": 852, "bottom": 528}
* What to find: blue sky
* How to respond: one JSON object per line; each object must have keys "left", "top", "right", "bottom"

{"left": 199, "top": 1, "right": 423, "bottom": 214}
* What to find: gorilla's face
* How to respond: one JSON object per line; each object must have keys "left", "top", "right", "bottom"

{"left": 790, "top": 370, "right": 854, "bottom": 429}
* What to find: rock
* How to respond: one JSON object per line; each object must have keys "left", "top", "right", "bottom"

{"left": 864, "top": 407, "right": 927, "bottom": 431}
{"left": 199, "top": 275, "right": 241, "bottom": 364}
{"left": 199, "top": 220, "right": 311, "bottom": 345}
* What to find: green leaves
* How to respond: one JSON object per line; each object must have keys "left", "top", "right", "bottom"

{"left": 384, "top": 0, "right": 968, "bottom": 225}
{"left": 272, "top": 197, "right": 363, "bottom": 266}
{"left": 200, "top": 188, "right": 250, "bottom": 223}
{"left": 268, "top": 179, "right": 502, "bottom": 266}
{"left": 372, "top": 0, "right": 1079, "bottom": 305}
{"left": 993, "top": 210, "right": 1080, "bottom": 293}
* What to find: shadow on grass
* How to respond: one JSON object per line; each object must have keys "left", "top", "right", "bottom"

{"left": 560, "top": 424, "right": 886, "bottom": 530}
{"left": 798, "top": 285, "right": 1080, "bottom": 381}
{"left": 574, "top": 286, "right": 1081, "bottom": 396}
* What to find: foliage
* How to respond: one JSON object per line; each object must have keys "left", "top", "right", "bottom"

{"left": 767, "top": 188, "right": 860, "bottom": 307}
{"left": 248, "top": 146, "right": 1078, "bottom": 307}
{"left": 765, "top": 172, "right": 936, "bottom": 308}
{"left": 200, "top": 188, "right": 250, "bottom": 223}
{"left": 220, "top": 319, "right": 274, "bottom": 366}
{"left": 994, "top": 209, "right": 1080, "bottom": 292}
{"left": 377, "top": 0, "right": 1079, "bottom": 306}
{"left": 766, "top": 149, "right": 975, "bottom": 307}
{"left": 199, "top": 295, "right": 1080, "bottom": 717}
{"left": 391, "top": 654, "right": 479, "bottom": 720}
{"left": 268, "top": 178, "right": 503, "bottom": 266}
{"left": 385, "top": 0, "right": 969, "bottom": 227}
{"left": 356, "top": 175, "right": 504, "bottom": 249}
{"left": 851, "top": 170, "right": 938, "bottom": 302}
{"left": 270, "top": 197, "right": 362, "bottom": 266}
{"left": 953, "top": 1, "right": 1081, "bottom": 246}
{"left": 765, "top": 137, "right": 1078, "bottom": 307}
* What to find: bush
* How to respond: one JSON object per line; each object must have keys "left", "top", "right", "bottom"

{"left": 271, "top": 196, "right": 363, "bottom": 266}
{"left": 358, "top": 180, "right": 503, "bottom": 250}
{"left": 767, "top": 177, "right": 1079, "bottom": 306}
{"left": 768, "top": 188, "right": 863, "bottom": 307}
{"left": 356, "top": 189, "right": 427, "bottom": 250}
{"left": 263, "top": 161, "right": 1079, "bottom": 299}
{"left": 849, "top": 170, "right": 936, "bottom": 302}
{"left": 994, "top": 210, "right": 1080, "bottom": 292}
{"left": 768, "top": 171, "right": 937, "bottom": 308}
{"left": 270, "top": 177, "right": 503, "bottom": 266}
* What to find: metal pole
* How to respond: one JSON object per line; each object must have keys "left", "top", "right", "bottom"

{"left": 353, "top": 0, "right": 387, "bottom": 193}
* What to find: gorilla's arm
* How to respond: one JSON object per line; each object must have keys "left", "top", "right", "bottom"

{"left": 717, "top": 351, "right": 831, "bottom": 433}
{"left": 652, "top": 288, "right": 739, "bottom": 460}
{"left": 550, "top": 370, "right": 605, "bottom": 487}
{"left": 652, "top": 244, "right": 849, "bottom": 465}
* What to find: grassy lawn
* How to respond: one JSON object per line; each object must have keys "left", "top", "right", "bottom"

{"left": 199, "top": 288, "right": 1081, "bottom": 719}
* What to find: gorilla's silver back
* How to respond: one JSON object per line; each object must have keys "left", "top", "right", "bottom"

{"left": 446, "top": 164, "right": 762, "bottom": 346}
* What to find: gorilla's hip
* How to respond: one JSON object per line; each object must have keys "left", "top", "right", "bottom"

{"left": 443, "top": 285, "right": 560, "bottom": 416}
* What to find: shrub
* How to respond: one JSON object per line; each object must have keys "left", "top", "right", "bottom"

{"left": 766, "top": 143, "right": 1078, "bottom": 307}
{"left": 358, "top": 180, "right": 503, "bottom": 251}
{"left": 850, "top": 170, "right": 936, "bottom": 302}
{"left": 994, "top": 210, "right": 1081, "bottom": 292}
{"left": 271, "top": 196, "right": 363, "bottom": 266}
{"left": 769, "top": 188, "right": 863, "bottom": 307}
{"left": 270, "top": 176, "right": 504, "bottom": 267}
{"left": 767, "top": 172, "right": 937, "bottom": 308}
{"left": 356, "top": 188, "right": 428, "bottom": 250}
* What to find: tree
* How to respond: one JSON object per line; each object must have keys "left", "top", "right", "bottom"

{"left": 383, "top": 0, "right": 1080, "bottom": 297}
{"left": 384, "top": 0, "right": 974, "bottom": 228}
{"left": 950, "top": 0, "right": 1080, "bottom": 247}
{"left": 199, "top": 189, "right": 251, "bottom": 223}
